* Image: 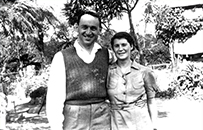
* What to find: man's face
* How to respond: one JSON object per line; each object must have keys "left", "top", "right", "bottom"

{"left": 78, "top": 14, "right": 100, "bottom": 48}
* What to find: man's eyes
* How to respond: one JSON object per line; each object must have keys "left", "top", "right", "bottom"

{"left": 90, "top": 27, "right": 97, "bottom": 31}
{"left": 81, "top": 25, "right": 97, "bottom": 30}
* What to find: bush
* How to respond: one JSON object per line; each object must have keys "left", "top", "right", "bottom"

{"left": 8, "top": 65, "right": 50, "bottom": 100}
{"left": 155, "top": 87, "right": 176, "bottom": 99}
{"left": 143, "top": 43, "right": 171, "bottom": 65}
{"left": 169, "top": 62, "right": 203, "bottom": 100}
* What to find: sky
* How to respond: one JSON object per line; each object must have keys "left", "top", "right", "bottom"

{"left": 35, "top": 0, "right": 203, "bottom": 35}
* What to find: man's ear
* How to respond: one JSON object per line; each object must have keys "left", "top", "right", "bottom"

{"left": 75, "top": 24, "right": 79, "bottom": 31}
{"left": 99, "top": 27, "right": 102, "bottom": 32}
{"left": 74, "top": 24, "right": 79, "bottom": 36}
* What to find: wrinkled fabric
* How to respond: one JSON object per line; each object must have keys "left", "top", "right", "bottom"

{"left": 63, "top": 102, "right": 111, "bottom": 130}
{"left": 108, "top": 61, "right": 158, "bottom": 130}
{"left": 111, "top": 104, "right": 153, "bottom": 130}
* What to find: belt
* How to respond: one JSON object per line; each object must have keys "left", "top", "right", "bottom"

{"left": 110, "top": 99, "right": 147, "bottom": 110}
{"left": 64, "top": 98, "right": 106, "bottom": 105}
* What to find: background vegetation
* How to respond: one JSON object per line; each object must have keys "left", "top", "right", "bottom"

{"left": 0, "top": 1, "right": 202, "bottom": 127}
{"left": 0, "top": 0, "right": 202, "bottom": 130}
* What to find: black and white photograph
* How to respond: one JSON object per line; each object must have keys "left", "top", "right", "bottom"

{"left": 0, "top": 0, "right": 203, "bottom": 130}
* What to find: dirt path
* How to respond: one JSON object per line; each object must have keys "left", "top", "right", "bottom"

{"left": 5, "top": 103, "right": 51, "bottom": 130}
{"left": 5, "top": 97, "right": 203, "bottom": 130}
{"left": 157, "top": 97, "right": 203, "bottom": 130}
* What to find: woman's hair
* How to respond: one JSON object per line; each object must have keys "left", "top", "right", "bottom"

{"left": 111, "top": 32, "right": 136, "bottom": 51}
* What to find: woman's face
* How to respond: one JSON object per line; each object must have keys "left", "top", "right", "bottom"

{"left": 112, "top": 38, "right": 133, "bottom": 61}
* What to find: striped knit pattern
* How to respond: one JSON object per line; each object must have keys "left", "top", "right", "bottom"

{"left": 61, "top": 46, "right": 109, "bottom": 104}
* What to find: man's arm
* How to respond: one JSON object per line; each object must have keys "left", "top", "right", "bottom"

{"left": 108, "top": 49, "right": 116, "bottom": 63}
{"left": 46, "top": 52, "right": 66, "bottom": 130}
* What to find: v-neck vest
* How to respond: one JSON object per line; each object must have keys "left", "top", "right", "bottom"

{"left": 61, "top": 46, "right": 109, "bottom": 104}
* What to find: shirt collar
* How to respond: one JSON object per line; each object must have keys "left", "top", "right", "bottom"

{"left": 131, "top": 60, "right": 142, "bottom": 70}
{"left": 74, "top": 39, "right": 102, "bottom": 53}
{"left": 109, "top": 60, "right": 141, "bottom": 70}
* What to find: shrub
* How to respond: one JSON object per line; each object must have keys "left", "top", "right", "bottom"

{"left": 8, "top": 65, "right": 50, "bottom": 100}
{"left": 155, "top": 87, "right": 176, "bottom": 99}
{"left": 143, "top": 43, "right": 171, "bottom": 65}
{"left": 169, "top": 62, "right": 203, "bottom": 100}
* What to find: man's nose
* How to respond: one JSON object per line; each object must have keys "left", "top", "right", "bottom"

{"left": 86, "top": 28, "right": 92, "bottom": 34}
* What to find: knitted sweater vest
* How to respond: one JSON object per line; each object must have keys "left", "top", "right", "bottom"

{"left": 61, "top": 46, "right": 109, "bottom": 104}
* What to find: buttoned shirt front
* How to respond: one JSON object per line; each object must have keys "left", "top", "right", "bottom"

{"left": 107, "top": 60, "right": 158, "bottom": 107}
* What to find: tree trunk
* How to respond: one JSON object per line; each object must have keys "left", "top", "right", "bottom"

{"left": 169, "top": 43, "right": 175, "bottom": 69}
{"left": 127, "top": 11, "right": 145, "bottom": 65}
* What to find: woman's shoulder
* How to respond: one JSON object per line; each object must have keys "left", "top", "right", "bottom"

{"left": 108, "top": 62, "right": 117, "bottom": 70}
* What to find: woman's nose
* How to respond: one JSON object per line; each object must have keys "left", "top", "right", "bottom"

{"left": 118, "top": 45, "right": 123, "bottom": 50}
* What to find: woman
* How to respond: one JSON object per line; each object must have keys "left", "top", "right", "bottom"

{"left": 108, "top": 32, "right": 159, "bottom": 130}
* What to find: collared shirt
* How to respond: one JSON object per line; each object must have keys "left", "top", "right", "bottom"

{"left": 74, "top": 40, "right": 102, "bottom": 63}
{"left": 107, "top": 60, "right": 158, "bottom": 107}
{"left": 46, "top": 40, "right": 114, "bottom": 130}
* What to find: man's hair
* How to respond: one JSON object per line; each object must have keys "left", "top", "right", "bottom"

{"left": 111, "top": 32, "right": 136, "bottom": 51}
{"left": 77, "top": 10, "right": 102, "bottom": 29}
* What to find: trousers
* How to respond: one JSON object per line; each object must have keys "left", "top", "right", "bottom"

{"left": 63, "top": 101, "right": 111, "bottom": 130}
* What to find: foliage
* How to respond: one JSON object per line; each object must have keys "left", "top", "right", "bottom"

{"left": 44, "top": 23, "right": 77, "bottom": 63}
{"left": 0, "top": 1, "right": 59, "bottom": 40}
{"left": 134, "top": 33, "right": 171, "bottom": 65}
{"left": 143, "top": 42, "right": 171, "bottom": 65}
{"left": 63, "top": 0, "right": 125, "bottom": 29}
{"left": 98, "top": 29, "right": 116, "bottom": 49}
{"left": 169, "top": 62, "right": 203, "bottom": 101}
{"left": 0, "top": 0, "right": 60, "bottom": 73}
{"left": 8, "top": 65, "right": 50, "bottom": 99}
{"left": 155, "top": 6, "right": 202, "bottom": 46}
{"left": 155, "top": 87, "right": 176, "bottom": 99}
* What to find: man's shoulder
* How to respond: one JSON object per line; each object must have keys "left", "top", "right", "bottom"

{"left": 61, "top": 46, "right": 75, "bottom": 54}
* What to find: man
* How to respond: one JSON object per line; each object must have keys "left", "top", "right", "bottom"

{"left": 46, "top": 11, "right": 112, "bottom": 130}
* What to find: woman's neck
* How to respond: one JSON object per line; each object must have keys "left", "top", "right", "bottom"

{"left": 117, "top": 59, "right": 132, "bottom": 74}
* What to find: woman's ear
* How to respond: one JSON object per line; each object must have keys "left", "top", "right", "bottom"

{"left": 131, "top": 46, "right": 134, "bottom": 51}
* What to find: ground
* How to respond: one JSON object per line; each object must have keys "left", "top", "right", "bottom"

{"left": 3, "top": 96, "right": 203, "bottom": 130}
{"left": 156, "top": 97, "right": 203, "bottom": 130}
{"left": 3, "top": 68, "right": 203, "bottom": 130}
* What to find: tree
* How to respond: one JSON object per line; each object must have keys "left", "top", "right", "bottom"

{"left": 63, "top": 0, "right": 147, "bottom": 64}
{"left": 0, "top": 0, "right": 59, "bottom": 73}
{"left": 155, "top": 5, "right": 202, "bottom": 67}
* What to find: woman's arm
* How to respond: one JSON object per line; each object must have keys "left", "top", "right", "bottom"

{"left": 144, "top": 70, "right": 159, "bottom": 130}
{"left": 147, "top": 98, "right": 158, "bottom": 130}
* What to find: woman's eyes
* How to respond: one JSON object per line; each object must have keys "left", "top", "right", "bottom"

{"left": 114, "top": 43, "right": 127, "bottom": 48}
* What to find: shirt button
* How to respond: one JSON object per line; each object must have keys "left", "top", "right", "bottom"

{"left": 123, "top": 92, "right": 126, "bottom": 95}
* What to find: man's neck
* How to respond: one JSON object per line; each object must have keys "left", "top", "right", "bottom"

{"left": 78, "top": 39, "right": 94, "bottom": 54}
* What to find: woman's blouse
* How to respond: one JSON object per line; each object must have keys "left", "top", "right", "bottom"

{"left": 107, "top": 61, "right": 159, "bottom": 107}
